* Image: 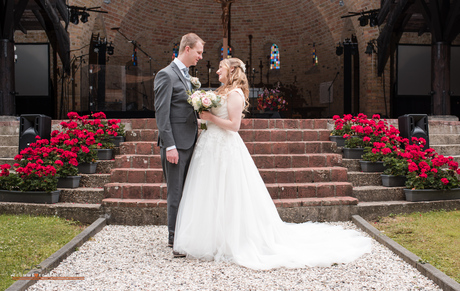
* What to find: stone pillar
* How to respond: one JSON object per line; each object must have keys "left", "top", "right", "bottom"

{"left": 0, "top": 39, "right": 15, "bottom": 115}
{"left": 431, "top": 42, "right": 450, "bottom": 115}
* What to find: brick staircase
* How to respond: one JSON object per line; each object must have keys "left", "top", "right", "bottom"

{"left": 2, "top": 117, "right": 460, "bottom": 224}
{"left": 102, "top": 119, "right": 358, "bottom": 224}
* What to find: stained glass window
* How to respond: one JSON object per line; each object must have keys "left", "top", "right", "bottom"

{"left": 172, "top": 43, "right": 179, "bottom": 60}
{"left": 312, "top": 43, "right": 318, "bottom": 66}
{"left": 220, "top": 46, "right": 232, "bottom": 60}
{"left": 270, "top": 44, "right": 280, "bottom": 69}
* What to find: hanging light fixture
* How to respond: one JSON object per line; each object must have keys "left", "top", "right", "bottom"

{"left": 80, "top": 12, "right": 90, "bottom": 23}
{"left": 369, "top": 12, "right": 378, "bottom": 27}
{"left": 336, "top": 43, "right": 343, "bottom": 56}
{"left": 365, "top": 42, "right": 376, "bottom": 55}
{"left": 67, "top": 6, "right": 107, "bottom": 25}
{"left": 70, "top": 9, "right": 79, "bottom": 25}
{"left": 358, "top": 15, "right": 368, "bottom": 26}
{"left": 107, "top": 42, "right": 114, "bottom": 55}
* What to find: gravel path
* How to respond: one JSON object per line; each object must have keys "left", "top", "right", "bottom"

{"left": 28, "top": 222, "right": 441, "bottom": 290}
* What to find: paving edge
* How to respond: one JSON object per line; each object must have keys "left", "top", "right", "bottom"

{"left": 5, "top": 216, "right": 108, "bottom": 291}
{"left": 352, "top": 215, "right": 460, "bottom": 291}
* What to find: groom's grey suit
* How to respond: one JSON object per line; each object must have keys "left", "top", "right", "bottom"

{"left": 154, "top": 61, "right": 197, "bottom": 244}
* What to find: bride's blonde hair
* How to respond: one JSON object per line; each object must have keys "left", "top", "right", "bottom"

{"left": 215, "top": 58, "right": 250, "bottom": 113}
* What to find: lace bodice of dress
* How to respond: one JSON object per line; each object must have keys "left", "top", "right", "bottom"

{"left": 207, "top": 88, "right": 244, "bottom": 127}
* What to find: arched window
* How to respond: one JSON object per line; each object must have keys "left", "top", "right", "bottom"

{"left": 220, "top": 46, "right": 232, "bottom": 60}
{"left": 270, "top": 44, "right": 280, "bottom": 70}
{"left": 312, "top": 43, "right": 318, "bottom": 66}
{"left": 172, "top": 43, "right": 179, "bottom": 60}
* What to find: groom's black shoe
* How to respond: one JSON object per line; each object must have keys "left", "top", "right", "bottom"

{"left": 173, "top": 251, "right": 186, "bottom": 258}
{"left": 168, "top": 235, "right": 174, "bottom": 248}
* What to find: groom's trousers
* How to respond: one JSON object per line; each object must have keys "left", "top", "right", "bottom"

{"left": 160, "top": 146, "right": 195, "bottom": 240}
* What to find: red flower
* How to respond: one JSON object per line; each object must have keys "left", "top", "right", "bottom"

{"left": 1, "top": 164, "right": 11, "bottom": 170}
{"left": 441, "top": 178, "right": 449, "bottom": 185}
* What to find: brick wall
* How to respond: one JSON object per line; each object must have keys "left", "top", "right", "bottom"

{"left": 12, "top": 0, "right": 460, "bottom": 118}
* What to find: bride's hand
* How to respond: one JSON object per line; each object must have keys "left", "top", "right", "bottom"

{"left": 199, "top": 111, "right": 213, "bottom": 121}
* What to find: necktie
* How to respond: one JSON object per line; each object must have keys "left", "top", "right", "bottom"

{"left": 182, "top": 68, "right": 191, "bottom": 81}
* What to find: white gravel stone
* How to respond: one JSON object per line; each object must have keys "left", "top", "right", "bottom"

{"left": 27, "top": 222, "right": 441, "bottom": 290}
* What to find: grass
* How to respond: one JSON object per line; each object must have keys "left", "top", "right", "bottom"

{"left": 374, "top": 209, "right": 460, "bottom": 284}
{"left": 0, "top": 214, "right": 86, "bottom": 290}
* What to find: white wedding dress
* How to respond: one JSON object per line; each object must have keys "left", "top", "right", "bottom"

{"left": 174, "top": 88, "right": 372, "bottom": 270}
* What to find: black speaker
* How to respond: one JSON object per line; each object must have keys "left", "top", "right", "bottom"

{"left": 19, "top": 114, "right": 52, "bottom": 153}
{"left": 398, "top": 114, "right": 429, "bottom": 150}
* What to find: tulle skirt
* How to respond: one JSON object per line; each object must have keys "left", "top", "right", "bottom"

{"left": 174, "top": 123, "right": 372, "bottom": 270}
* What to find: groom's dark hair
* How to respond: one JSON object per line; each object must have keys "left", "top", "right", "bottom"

{"left": 179, "top": 33, "right": 205, "bottom": 54}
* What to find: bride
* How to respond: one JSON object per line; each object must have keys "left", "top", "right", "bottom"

{"left": 173, "top": 58, "right": 372, "bottom": 269}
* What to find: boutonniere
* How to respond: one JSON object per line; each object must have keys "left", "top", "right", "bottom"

{"left": 190, "top": 77, "right": 201, "bottom": 89}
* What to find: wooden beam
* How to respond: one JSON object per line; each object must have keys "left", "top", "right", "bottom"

{"left": 32, "top": 9, "right": 47, "bottom": 30}
{"left": 444, "top": 0, "right": 460, "bottom": 42}
{"left": 429, "top": 0, "right": 444, "bottom": 41}
{"left": 377, "top": 0, "right": 410, "bottom": 75}
{"left": 378, "top": 0, "right": 393, "bottom": 25}
{"left": 14, "top": 0, "right": 29, "bottom": 30}
{"left": 418, "top": 24, "right": 427, "bottom": 36}
{"left": 17, "top": 21, "right": 27, "bottom": 33}
{"left": 35, "top": 0, "right": 70, "bottom": 74}
{"left": 415, "top": 0, "right": 431, "bottom": 31}
{"left": 1, "top": 0, "right": 15, "bottom": 39}
{"left": 55, "top": 0, "right": 68, "bottom": 27}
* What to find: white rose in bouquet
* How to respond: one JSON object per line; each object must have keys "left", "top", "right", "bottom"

{"left": 187, "top": 90, "right": 223, "bottom": 130}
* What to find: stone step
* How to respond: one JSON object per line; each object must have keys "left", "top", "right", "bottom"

{"left": 125, "top": 129, "right": 333, "bottom": 143}
{"left": 114, "top": 153, "right": 343, "bottom": 169}
{"left": 110, "top": 168, "right": 164, "bottom": 183}
{"left": 0, "top": 146, "right": 18, "bottom": 158}
{"left": 120, "top": 142, "right": 161, "bottom": 155}
{"left": 125, "top": 129, "right": 158, "bottom": 142}
{"left": 128, "top": 119, "right": 330, "bottom": 130}
{"left": 348, "top": 171, "right": 382, "bottom": 187}
{"left": 0, "top": 158, "right": 15, "bottom": 166}
{"left": 241, "top": 119, "right": 329, "bottom": 130}
{"left": 430, "top": 145, "right": 460, "bottom": 156}
{"left": 246, "top": 141, "right": 337, "bottom": 155}
{"left": 0, "top": 121, "right": 19, "bottom": 135}
{"left": 120, "top": 141, "right": 337, "bottom": 155}
{"left": 352, "top": 186, "right": 405, "bottom": 202}
{"left": 254, "top": 154, "right": 343, "bottom": 168}
{"left": 0, "top": 135, "right": 19, "bottom": 146}
{"left": 341, "top": 159, "right": 361, "bottom": 171}
{"left": 110, "top": 167, "right": 348, "bottom": 184}
{"left": 429, "top": 134, "right": 460, "bottom": 145}
{"left": 426, "top": 121, "right": 460, "bottom": 134}
{"left": 130, "top": 119, "right": 157, "bottom": 130}
{"left": 59, "top": 187, "right": 105, "bottom": 204}
{"left": 95, "top": 160, "right": 115, "bottom": 174}
{"left": 80, "top": 174, "right": 111, "bottom": 188}
{"left": 104, "top": 181, "right": 353, "bottom": 200}
{"left": 102, "top": 196, "right": 358, "bottom": 209}
{"left": 259, "top": 167, "right": 348, "bottom": 183}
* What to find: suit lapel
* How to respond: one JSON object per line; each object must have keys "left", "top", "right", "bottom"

{"left": 170, "top": 62, "right": 190, "bottom": 91}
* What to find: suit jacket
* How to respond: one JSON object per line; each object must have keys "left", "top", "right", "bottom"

{"left": 154, "top": 62, "right": 197, "bottom": 150}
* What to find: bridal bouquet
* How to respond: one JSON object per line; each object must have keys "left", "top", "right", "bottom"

{"left": 187, "top": 90, "right": 222, "bottom": 130}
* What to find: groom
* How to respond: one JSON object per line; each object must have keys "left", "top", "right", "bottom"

{"left": 154, "top": 33, "right": 205, "bottom": 255}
